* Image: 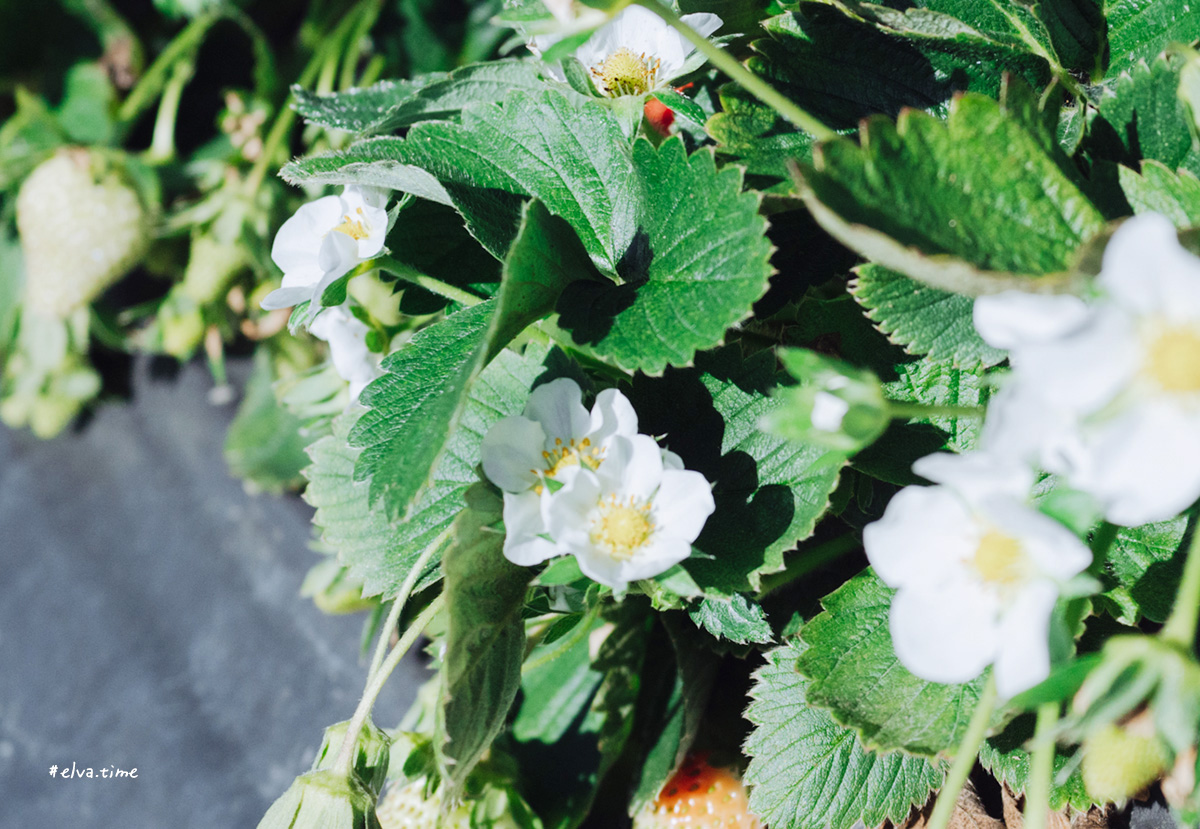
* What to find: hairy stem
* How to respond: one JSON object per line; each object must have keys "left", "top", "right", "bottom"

{"left": 146, "top": 59, "right": 193, "bottom": 163}
{"left": 1161, "top": 507, "right": 1200, "bottom": 648}
{"left": 632, "top": 0, "right": 837, "bottom": 141}
{"left": 927, "top": 675, "right": 997, "bottom": 829}
{"left": 1022, "top": 701, "right": 1059, "bottom": 829}
{"left": 117, "top": 10, "right": 220, "bottom": 126}
{"left": 375, "top": 257, "right": 486, "bottom": 308}
{"left": 366, "top": 530, "right": 449, "bottom": 681}
{"left": 333, "top": 593, "right": 446, "bottom": 776}
{"left": 887, "top": 401, "right": 987, "bottom": 420}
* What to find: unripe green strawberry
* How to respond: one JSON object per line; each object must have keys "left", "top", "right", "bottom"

{"left": 634, "top": 753, "right": 763, "bottom": 829}
{"left": 1081, "top": 723, "right": 1170, "bottom": 804}
{"left": 17, "top": 148, "right": 149, "bottom": 318}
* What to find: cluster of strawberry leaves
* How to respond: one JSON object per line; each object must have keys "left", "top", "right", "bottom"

{"left": 289, "top": 1, "right": 1200, "bottom": 827}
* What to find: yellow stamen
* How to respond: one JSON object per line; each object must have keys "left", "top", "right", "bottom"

{"left": 331, "top": 208, "right": 370, "bottom": 241}
{"left": 542, "top": 437, "right": 605, "bottom": 478}
{"left": 590, "top": 494, "right": 654, "bottom": 559}
{"left": 972, "top": 530, "right": 1025, "bottom": 586}
{"left": 593, "top": 47, "right": 659, "bottom": 97}
{"left": 1146, "top": 327, "right": 1200, "bottom": 392}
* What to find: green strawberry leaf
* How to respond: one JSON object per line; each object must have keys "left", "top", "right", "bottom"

{"left": 350, "top": 200, "right": 588, "bottom": 519}
{"left": 1088, "top": 51, "right": 1200, "bottom": 177}
{"left": 436, "top": 484, "right": 532, "bottom": 800}
{"left": 303, "top": 345, "right": 553, "bottom": 599}
{"left": 630, "top": 347, "right": 848, "bottom": 594}
{"left": 552, "top": 138, "right": 774, "bottom": 375}
{"left": 1104, "top": 0, "right": 1200, "bottom": 77}
{"left": 797, "top": 569, "right": 990, "bottom": 756}
{"left": 851, "top": 263, "right": 1008, "bottom": 368}
{"left": 980, "top": 713, "right": 1097, "bottom": 811}
{"left": 688, "top": 593, "right": 775, "bottom": 645}
{"left": 1118, "top": 161, "right": 1200, "bottom": 227}
{"left": 1100, "top": 517, "right": 1188, "bottom": 625}
{"left": 796, "top": 78, "right": 1107, "bottom": 295}
{"left": 746, "top": 639, "right": 944, "bottom": 829}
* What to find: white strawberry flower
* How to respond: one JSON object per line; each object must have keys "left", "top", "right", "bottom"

{"left": 974, "top": 213, "right": 1200, "bottom": 526}
{"left": 308, "top": 306, "right": 382, "bottom": 401}
{"left": 531, "top": 5, "right": 722, "bottom": 97}
{"left": 864, "top": 451, "right": 1091, "bottom": 699}
{"left": 481, "top": 378, "right": 639, "bottom": 565}
{"left": 260, "top": 185, "right": 389, "bottom": 312}
{"left": 546, "top": 433, "right": 715, "bottom": 590}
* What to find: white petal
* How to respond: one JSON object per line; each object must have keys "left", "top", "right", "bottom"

{"left": 651, "top": 469, "right": 715, "bottom": 544}
{"left": 890, "top": 583, "right": 999, "bottom": 685}
{"left": 1010, "top": 306, "right": 1140, "bottom": 415}
{"left": 260, "top": 285, "right": 312, "bottom": 311}
{"left": 1101, "top": 213, "right": 1200, "bottom": 319}
{"left": 1071, "top": 401, "right": 1200, "bottom": 526}
{"left": 588, "top": 387, "right": 639, "bottom": 444}
{"left": 680, "top": 12, "right": 723, "bottom": 39}
{"left": 545, "top": 465, "right": 602, "bottom": 545}
{"left": 661, "top": 448, "right": 685, "bottom": 471}
{"left": 602, "top": 434, "right": 664, "bottom": 501}
{"left": 972, "top": 291, "right": 1089, "bottom": 349}
{"left": 481, "top": 417, "right": 546, "bottom": 492}
{"left": 912, "top": 451, "right": 1034, "bottom": 505}
{"left": 271, "top": 196, "right": 342, "bottom": 275}
{"left": 502, "top": 491, "right": 560, "bottom": 566}
{"left": 864, "top": 484, "right": 976, "bottom": 590}
{"left": 993, "top": 581, "right": 1057, "bottom": 698}
{"left": 317, "top": 225, "right": 362, "bottom": 277}
{"left": 525, "top": 378, "right": 591, "bottom": 444}
{"left": 310, "top": 307, "right": 381, "bottom": 400}
{"left": 811, "top": 391, "right": 849, "bottom": 432}
{"left": 979, "top": 381, "right": 1075, "bottom": 467}
{"left": 575, "top": 535, "right": 692, "bottom": 589}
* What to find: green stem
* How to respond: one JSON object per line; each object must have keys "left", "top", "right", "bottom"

{"left": 333, "top": 593, "right": 446, "bottom": 776}
{"left": 633, "top": 0, "right": 837, "bottom": 141}
{"left": 146, "top": 59, "right": 193, "bottom": 163}
{"left": 376, "top": 257, "right": 486, "bottom": 307}
{"left": 365, "top": 530, "right": 449, "bottom": 681}
{"left": 1022, "top": 701, "right": 1059, "bottom": 829}
{"left": 338, "top": 0, "right": 384, "bottom": 90}
{"left": 927, "top": 675, "right": 998, "bottom": 829}
{"left": 757, "top": 533, "right": 859, "bottom": 597}
{"left": 117, "top": 10, "right": 221, "bottom": 126}
{"left": 1161, "top": 507, "right": 1200, "bottom": 648}
{"left": 887, "top": 401, "right": 987, "bottom": 420}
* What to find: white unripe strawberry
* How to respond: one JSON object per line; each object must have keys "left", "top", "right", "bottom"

{"left": 374, "top": 778, "right": 471, "bottom": 829}
{"left": 17, "top": 148, "right": 149, "bottom": 318}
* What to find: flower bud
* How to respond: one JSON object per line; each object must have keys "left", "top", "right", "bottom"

{"left": 257, "top": 769, "right": 380, "bottom": 829}
{"left": 763, "top": 348, "right": 888, "bottom": 453}
{"left": 312, "top": 719, "right": 391, "bottom": 797}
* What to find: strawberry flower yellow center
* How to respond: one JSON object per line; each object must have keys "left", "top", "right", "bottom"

{"left": 591, "top": 494, "right": 655, "bottom": 560}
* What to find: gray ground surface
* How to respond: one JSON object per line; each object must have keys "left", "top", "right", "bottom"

{"left": 0, "top": 357, "right": 424, "bottom": 828}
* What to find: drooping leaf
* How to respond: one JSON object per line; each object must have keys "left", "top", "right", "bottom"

{"left": 1118, "top": 161, "right": 1200, "bottom": 227}
{"left": 436, "top": 484, "right": 532, "bottom": 799}
{"left": 1103, "top": 0, "right": 1200, "bottom": 76}
{"left": 797, "top": 569, "right": 990, "bottom": 756}
{"left": 1101, "top": 517, "right": 1188, "bottom": 625}
{"left": 796, "top": 79, "right": 1107, "bottom": 295}
{"left": 745, "top": 639, "right": 944, "bottom": 829}
{"left": 223, "top": 350, "right": 311, "bottom": 494}
{"left": 631, "top": 348, "right": 848, "bottom": 594}
{"left": 303, "top": 345, "right": 552, "bottom": 599}
{"left": 553, "top": 139, "right": 774, "bottom": 374}
{"left": 688, "top": 593, "right": 775, "bottom": 645}
{"left": 851, "top": 264, "right": 1007, "bottom": 368}
{"left": 350, "top": 200, "right": 587, "bottom": 518}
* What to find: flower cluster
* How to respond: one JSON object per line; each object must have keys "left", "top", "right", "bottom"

{"left": 481, "top": 378, "right": 715, "bottom": 590}
{"left": 865, "top": 214, "right": 1200, "bottom": 697}
{"left": 261, "top": 184, "right": 389, "bottom": 400}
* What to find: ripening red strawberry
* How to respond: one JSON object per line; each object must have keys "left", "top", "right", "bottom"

{"left": 644, "top": 96, "right": 675, "bottom": 137}
{"left": 17, "top": 148, "right": 149, "bottom": 318}
{"left": 634, "top": 753, "right": 764, "bottom": 828}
